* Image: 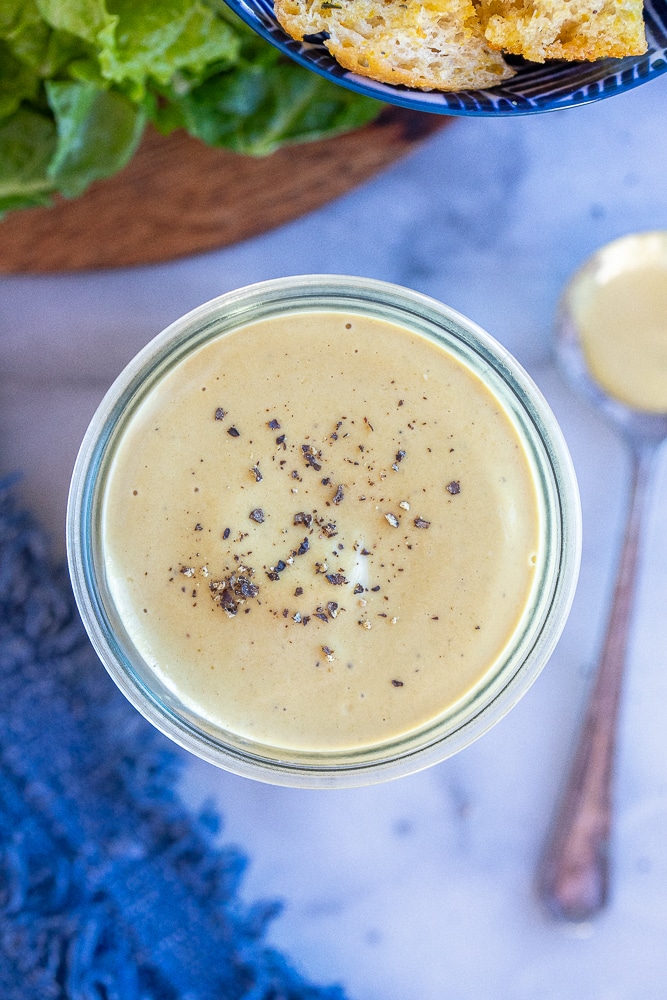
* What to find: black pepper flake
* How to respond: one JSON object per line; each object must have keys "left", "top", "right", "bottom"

{"left": 238, "top": 578, "right": 259, "bottom": 599}
{"left": 294, "top": 511, "right": 313, "bottom": 528}
{"left": 322, "top": 645, "right": 334, "bottom": 657}
{"left": 295, "top": 586, "right": 304, "bottom": 596}
{"left": 302, "top": 615, "right": 311, "bottom": 626}
{"left": 297, "top": 537, "right": 309, "bottom": 555}
{"left": 223, "top": 527, "right": 231, "bottom": 540}
{"left": 276, "top": 434, "right": 286, "bottom": 446}
{"left": 266, "top": 570, "right": 280, "bottom": 581}
{"left": 395, "top": 449, "right": 406, "bottom": 463}
{"left": 326, "top": 573, "right": 347, "bottom": 586}
{"left": 353, "top": 583, "right": 364, "bottom": 595}
{"left": 391, "top": 679, "right": 404, "bottom": 687}
{"left": 360, "top": 548, "right": 371, "bottom": 556}
{"left": 320, "top": 521, "right": 338, "bottom": 538}
{"left": 282, "top": 608, "right": 289, "bottom": 618}
{"left": 332, "top": 484, "right": 344, "bottom": 505}
{"left": 414, "top": 517, "right": 431, "bottom": 529}
{"left": 301, "top": 444, "right": 322, "bottom": 471}
{"left": 446, "top": 481, "right": 461, "bottom": 495}
{"left": 214, "top": 407, "right": 226, "bottom": 420}
{"left": 327, "top": 601, "right": 339, "bottom": 618}
{"left": 210, "top": 572, "right": 259, "bottom": 617}
{"left": 371, "top": 585, "right": 381, "bottom": 592}
{"left": 249, "top": 508, "right": 265, "bottom": 523}
{"left": 227, "top": 426, "right": 240, "bottom": 438}
{"left": 268, "top": 419, "right": 281, "bottom": 429}
{"left": 275, "top": 560, "right": 286, "bottom": 572}
{"left": 194, "top": 523, "right": 203, "bottom": 531}
{"left": 321, "top": 477, "right": 331, "bottom": 486}
{"left": 251, "top": 466, "right": 263, "bottom": 482}
{"left": 315, "top": 612, "right": 328, "bottom": 623}
{"left": 219, "top": 588, "right": 237, "bottom": 615}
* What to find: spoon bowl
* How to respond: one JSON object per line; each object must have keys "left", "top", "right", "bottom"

{"left": 557, "top": 233, "right": 667, "bottom": 447}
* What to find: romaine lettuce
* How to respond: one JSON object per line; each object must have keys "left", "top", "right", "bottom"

{"left": 0, "top": 0, "right": 381, "bottom": 214}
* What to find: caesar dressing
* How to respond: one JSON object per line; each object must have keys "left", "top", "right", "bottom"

{"left": 570, "top": 232, "right": 667, "bottom": 413}
{"left": 101, "top": 310, "right": 543, "bottom": 753}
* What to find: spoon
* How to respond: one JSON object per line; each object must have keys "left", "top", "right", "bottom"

{"left": 537, "top": 232, "right": 667, "bottom": 923}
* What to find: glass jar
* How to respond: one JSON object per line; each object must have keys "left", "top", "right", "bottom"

{"left": 67, "top": 276, "right": 581, "bottom": 787}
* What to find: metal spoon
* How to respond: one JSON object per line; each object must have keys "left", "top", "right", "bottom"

{"left": 537, "top": 233, "right": 667, "bottom": 923}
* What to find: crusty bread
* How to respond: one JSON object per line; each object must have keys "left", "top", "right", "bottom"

{"left": 274, "top": 0, "right": 515, "bottom": 91}
{"left": 478, "top": 0, "right": 647, "bottom": 62}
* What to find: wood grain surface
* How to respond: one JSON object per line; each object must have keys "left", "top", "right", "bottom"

{"left": 0, "top": 107, "right": 447, "bottom": 274}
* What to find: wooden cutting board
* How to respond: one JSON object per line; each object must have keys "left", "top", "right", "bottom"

{"left": 0, "top": 107, "right": 447, "bottom": 274}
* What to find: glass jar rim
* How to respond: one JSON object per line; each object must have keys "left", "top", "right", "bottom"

{"left": 67, "top": 275, "right": 581, "bottom": 787}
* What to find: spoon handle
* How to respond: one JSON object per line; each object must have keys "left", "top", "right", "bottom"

{"left": 537, "top": 441, "right": 656, "bottom": 922}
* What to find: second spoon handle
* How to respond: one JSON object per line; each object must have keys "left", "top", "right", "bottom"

{"left": 537, "top": 441, "right": 656, "bottom": 922}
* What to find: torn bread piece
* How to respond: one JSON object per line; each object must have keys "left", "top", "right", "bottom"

{"left": 274, "top": 0, "right": 515, "bottom": 92}
{"left": 478, "top": 0, "right": 647, "bottom": 62}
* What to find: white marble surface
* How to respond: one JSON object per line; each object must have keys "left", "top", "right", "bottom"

{"left": 2, "top": 75, "right": 667, "bottom": 999}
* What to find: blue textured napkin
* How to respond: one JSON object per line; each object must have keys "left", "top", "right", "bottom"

{"left": 0, "top": 480, "right": 346, "bottom": 1000}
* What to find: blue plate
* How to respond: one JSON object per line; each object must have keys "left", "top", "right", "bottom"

{"left": 225, "top": 0, "right": 667, "bottom": 114}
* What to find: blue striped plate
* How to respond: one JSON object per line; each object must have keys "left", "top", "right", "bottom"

{"left": 224, "top": 0, "right": 667, "bottom": 114}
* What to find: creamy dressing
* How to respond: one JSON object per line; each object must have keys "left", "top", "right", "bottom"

{"left": 102, "top": 311, "right": 541, "bottom": 753}
{"left": 571, "top": 232, "right": 667, "bottom": 413}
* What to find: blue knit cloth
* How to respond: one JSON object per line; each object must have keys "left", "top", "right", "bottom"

{"left": 0, "top": 481, "right": 345, "bottom": 1000}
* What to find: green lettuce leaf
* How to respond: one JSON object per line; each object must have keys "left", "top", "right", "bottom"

{"left": 2, "top": 1, "right": 102, "bottom": 80}
{"left": 36, "top": 0, "right": 116, "bottom": 46}
{"left": 0, "top": 0, "right": 383, "bottom": 214}
{"left": 0, "top": 40, "right": 40, "bottom": 119}
{"left": 97, "top": 0, "right": 239, "bottom": 98}
{"left": 0, "top": 106, "right": 57, "bottom": 211}
{"left": 166, "top": 57, "right": 381, "bottom": 155}
{"left": 153, "top": 7, "right": 380, "bottom": 155}
{"left": 45, "top": 79, "right": 145, "bottom": 196}
{"left": 0, "top": 0, "right": 51, "bottom": 67}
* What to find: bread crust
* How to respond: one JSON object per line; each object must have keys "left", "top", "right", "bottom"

{"left": 274, "top": 0, "right": 515, "bottom": 91}
{"left": 478, "top": 0, "right": 646, "bottom": 62}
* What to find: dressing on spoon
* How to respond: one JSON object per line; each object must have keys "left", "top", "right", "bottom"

{"left": 572, "top": 230, "right": 667, "bottom": 413}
